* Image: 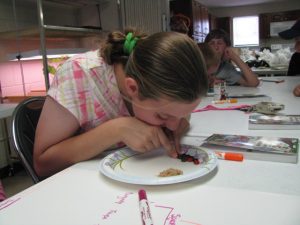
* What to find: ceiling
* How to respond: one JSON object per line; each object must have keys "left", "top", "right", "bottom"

{"left": 197, "top": 0, "right": 288, "bottom": 8}
{"left": 29, "top": 0, "right": 108, "bottom": 7}
{"left": 45, "top": 0, "right": 104, "bottom": 5}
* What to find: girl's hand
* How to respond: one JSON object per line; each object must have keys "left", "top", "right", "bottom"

{"left": 224, "top": 47, "right": 239, "bottom": 62}
{"left": 173, "top": 117, "right": 190, "bottom": 151}
{"left": 293, "top": 84, "right": 300, "bottom": 97}
{"left": 119, "top": 117, "right": 173, "bottom": 154}
{"left": 165, "top": 117, "right": 190, "bottom": 157}
{"left": 214, "top": 78, "right": 225, "bottom": 84}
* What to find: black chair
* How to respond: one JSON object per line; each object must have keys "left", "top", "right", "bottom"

{"left": 11, "top": 96, "right": 45, "bottom": 183}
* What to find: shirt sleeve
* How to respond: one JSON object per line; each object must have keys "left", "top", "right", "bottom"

{"left": 47, "top": 57, "right": 90, "bottom": 123}
{"left": 216, "top": 61, "right": 242, "bottom": 85}
{"left": 287, "top": 53, "right": 300, "bottom": 76}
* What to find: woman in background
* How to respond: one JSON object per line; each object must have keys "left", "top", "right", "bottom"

{"left": 279, "top": 19, "right": 300, "bottom": 76}
{"left": 170, "top": 14, "right": 191, "bottom": 34}
{"left": 204, "top": 29, "right": 259, "bottom": 87}
{"left": 198, "top": 43, "right": 221, "bottom": 92}
{"left": 198, "top": 43, "right": 220, "bottom": 76}
{"left": 279, "top": 19, "right": 300, "bottom": 96}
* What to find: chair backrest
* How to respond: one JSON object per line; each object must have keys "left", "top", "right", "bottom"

{"left": 11, "top": 96, "right": 45, "bottom": 183}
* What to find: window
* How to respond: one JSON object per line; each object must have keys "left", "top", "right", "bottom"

{"left": 233, "top": 16, "right": 259, "bottom": 47}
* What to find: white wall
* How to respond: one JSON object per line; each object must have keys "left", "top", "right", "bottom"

{"left": 78, "top": 0, "right": 120, "bottom": 31}
{"left": 120, "top": 0, "right": 169, "bottom": 34}
{"left": 209, "top": 0, "right": 300, "bottom": 17}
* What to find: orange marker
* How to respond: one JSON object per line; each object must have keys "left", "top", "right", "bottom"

{"left": 213, "top": 99, "right": 238, "bottom": 104}
{"left": 215, "top": 151, "right": 244, "bottom": 161}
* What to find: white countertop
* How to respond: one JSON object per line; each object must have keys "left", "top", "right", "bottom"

{"left": 0, "top": 103, "right": 17, "bottom": 119}
{"left": 0, "top": 77, "right": 299, "bottom": 225}
{"left": 252, "top": 67, "right": 288, "bottom": 75}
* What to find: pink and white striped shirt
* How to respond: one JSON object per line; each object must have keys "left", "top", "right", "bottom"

{"left": 48, "top": 50, "right": 130, "bottom": 132}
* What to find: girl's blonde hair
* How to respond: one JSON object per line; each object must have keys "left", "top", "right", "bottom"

{"left": 102, "top": 29, "right": 208, "bottom": 102}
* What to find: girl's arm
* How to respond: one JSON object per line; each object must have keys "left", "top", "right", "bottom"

{"left": 34, "top": 96, "right": 173, "bottom": 177}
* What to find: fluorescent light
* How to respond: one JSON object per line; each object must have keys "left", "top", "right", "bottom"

{"left": 8, "top": 48, "right": 88, "bottom": 61}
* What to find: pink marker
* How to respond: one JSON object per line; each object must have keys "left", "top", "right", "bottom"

{"left": 138, "top": 189, "right": 154, "bottom": 225}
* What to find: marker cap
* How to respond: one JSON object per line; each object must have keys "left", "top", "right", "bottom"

{"left": 224, "top": 152, "right": 244, "bottom": 161}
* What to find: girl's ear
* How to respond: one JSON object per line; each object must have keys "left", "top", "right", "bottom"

{"left": 124, "top": 77, "right": 139, "bottom": 98}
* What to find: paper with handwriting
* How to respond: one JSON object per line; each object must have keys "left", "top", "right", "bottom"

{"left": 93, "top": 188, "right": 300, "bottom": 225}
{"left": 97, "top": 191, "right": 202, "bottom": 225}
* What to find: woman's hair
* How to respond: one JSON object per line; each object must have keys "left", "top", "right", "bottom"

{"left": 198, "top": 43, "right": 220, "bottom": 70}
{"left": 204, "top": 29, "right": 231, "bottom": 46}
{"left": 101, "top": 29, "right": 208, "bottom": 102}
{"left": 170, "top": 14, "right": 190, "bottom": 34}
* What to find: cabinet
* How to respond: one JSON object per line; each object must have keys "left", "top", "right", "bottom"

{"left": 259, "top": 14, "right": 271, "bottom": 39}
{"left": 192, "top": 1, "right": 209, "bottom": 42}
{"left": 259, "top": 10, "right": 300, "bottom": 39}
{"left": 214, "top": 17, "right": 231, "bottom": 36}
{"left": 209, "top": 14, "right": 218, "bottom": 31}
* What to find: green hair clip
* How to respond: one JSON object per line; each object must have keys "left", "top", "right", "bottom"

{"left": 123, "top": 32, "right": 139, "bottom": 55}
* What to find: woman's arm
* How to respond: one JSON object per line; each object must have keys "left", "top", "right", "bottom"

{"left": 225, "top": 47, "right": 260, "bottom": 87}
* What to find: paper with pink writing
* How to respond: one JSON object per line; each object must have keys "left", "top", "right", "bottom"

{"left": 0, "top": 197, "right": 21, "bottom": 211}
{"left": 94, "top": 191, "right": 202, "bottom": 225}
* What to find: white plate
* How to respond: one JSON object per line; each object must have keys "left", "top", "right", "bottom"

{"left": 99, "top": 145, "right": 218, "bottom": 185}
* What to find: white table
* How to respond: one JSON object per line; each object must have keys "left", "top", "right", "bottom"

{"left": 184, "top": 76, "right": 300, "bottom": 194}
{"left": 0, "top": 77, "right": 300, "bottom": 225}
{"left": 188, "top": 76, "right": 300, "bottom": 138}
